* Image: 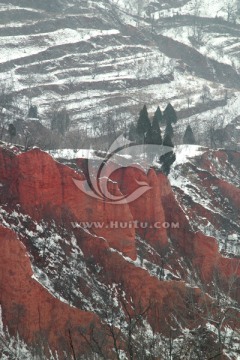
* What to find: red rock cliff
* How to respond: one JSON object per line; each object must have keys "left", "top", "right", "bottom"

{"left": 0, "top": 145, "right": 239, "bottom": 357}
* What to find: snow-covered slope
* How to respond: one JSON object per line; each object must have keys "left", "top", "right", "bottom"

{"left": 0, "top": 0, "right": 240, "bottom": 138}
{"left": 169, "top": 145, "right": 240, "bottom": 255}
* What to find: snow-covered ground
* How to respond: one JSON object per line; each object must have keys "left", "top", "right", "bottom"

{"left": 0, "top": 0, "right": 239, "bottom": 143}
{"left": 48, "top": 148, "right": 96, "bottom": 159}
{"left": 171, "top": 144, "right": 206, "bottom": 166}
{"left": 159, "top": 26, "right": 240, "bottom": 69}
{"left": 174, "top": 92, "right": 240, "bottom": 138}
{"left": 151, "top": 0, "right": 238, "bottom": 21}
{"left": 169, "top": 144, "right": 240, "bottom": 256}
{"left": 0, "top": 28, "right": 120, "bottom": 64}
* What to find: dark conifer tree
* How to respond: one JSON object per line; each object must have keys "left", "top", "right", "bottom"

{"left": 160, "top": 130, "right": 175, "bottom": 175}
{"left": 28, "top": 105, "right": 38, "bottom": 118}
{"left": 183, "top": 124, "right": 196, "bottom": 144}
{"left": 144, "top": 127, "right": 153, "bottom": 144}
{"left": 163, "top": 103, "right": 177, "bottom": 124}
{"left": 8, "top": 123, "right": 16, "bottom": 142}
{"left": 128, "top": 123, "right": 137, "bottom": 142}
{"left": 163, "top": 133, "right": 174, "bottom": 147}
{"left": 154, "top": 106, "right": 164, "bottom": 125}
{"left": 151, "top": 113, "right": 162, "bottom": 145}
{"left": 164, "top": 119, "right": 174, "bottom": 139}
{"left": 159, "top": 151, "right": 176, "bottom": 175}
{"left": 136, "top": 105, "right": 151, "bottom": 143}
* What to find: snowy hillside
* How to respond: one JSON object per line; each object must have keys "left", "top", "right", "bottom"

{"left": 0, "top": 0, "right": 240, "bottom": 139}
{"left": 169, "top": 144, "right": 240, "bottom": 255}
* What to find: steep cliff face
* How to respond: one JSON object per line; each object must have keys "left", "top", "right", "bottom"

{"left": 0, "top": 146, "right": 136, "bottom": 259}
{"left": 0, "top": 143, "right": 239, "bottom": 358}
{"left": 0, "top": 226, "right": 100, "bottom": 356}
{"left": 169, "top": 146, "right": 240, "bottom": 256}
{"left": 110, "top": 167, "right": 168, "bottom": 250}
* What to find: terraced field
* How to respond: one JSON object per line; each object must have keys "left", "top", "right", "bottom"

{"left": 0, "top": 0, "right": 240, "bottom": 141}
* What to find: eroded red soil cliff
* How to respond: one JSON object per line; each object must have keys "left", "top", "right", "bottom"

{"left": 0, "top": 144, "right": 239, "bottom": 357}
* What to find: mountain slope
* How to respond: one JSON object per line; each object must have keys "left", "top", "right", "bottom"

{"left": 0, "top": 142, "right": 239, "bottom": 358}
{"left": 0, "top": 0, "right": 240, "bottom": 140}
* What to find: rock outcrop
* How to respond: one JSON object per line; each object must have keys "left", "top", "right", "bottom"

{"left": 0, "top": 144, "right": 239, "bottom": 357}
{"left": 0, "top": 226, "right": 99, "bottom": 356}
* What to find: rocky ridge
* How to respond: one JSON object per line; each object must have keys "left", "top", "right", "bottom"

{"left": 0, "top": 142, "right": 239, "bottom": 358}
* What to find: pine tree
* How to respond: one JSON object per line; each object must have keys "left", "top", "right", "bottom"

{"left": 144, "top": 127, "right": 153, "bottom": 144}
{"left": 183, "top": 125, "right": 196, "bottom": 144}
{"left": 27, "top": 105, "right": 38, "bottom": 119}
{"left": 159, "top": 151, "right": 176, "bottom": 175}
{"left": 163, "top": 103, "right": 177, "bottom": 124}
{"left": 154, "top": 106, "right": 164, "bottom": 125}
{"left": 8, "top": 123, "right": 16, "bottom": 142}
{"left": 128, "top": 123, "right": 137, "bottom": 142}
{"left": 160, "top": 119, "right": 175, "bottom": 175}
{"left": 151, "top": 113, "right": 162, "bottom": 145}
{"left": 164, "top": 119, "right": 174, "bottom": 139}
{"left": 136, "top": 105, "right": 151, "bottom": 143}
{"left": 163, "top": 134, "right": 174, "bottom": 147}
